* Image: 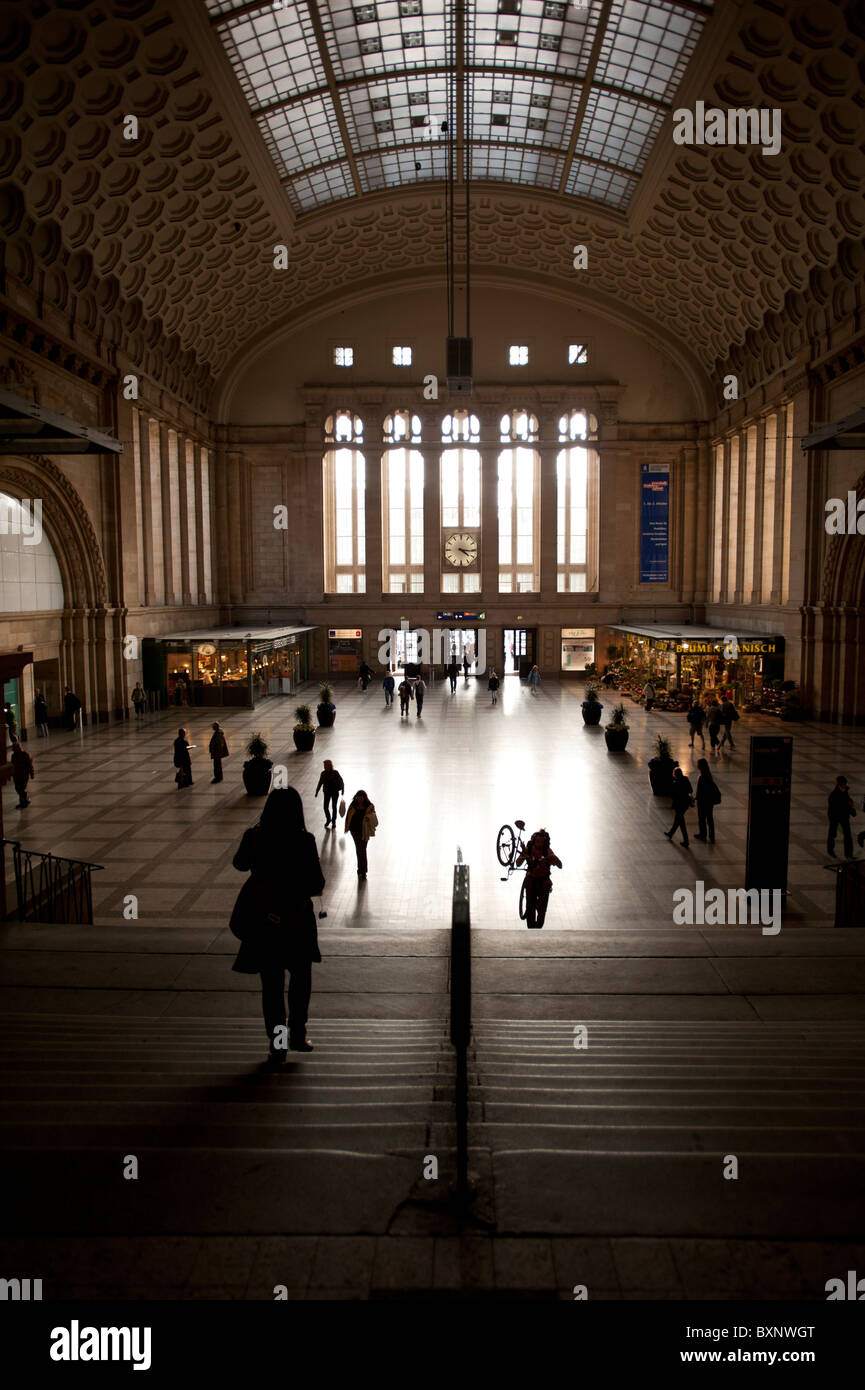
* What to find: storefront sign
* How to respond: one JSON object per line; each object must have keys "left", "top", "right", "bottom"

{"left": 329, "top": 629, "right": 362, "bottom": 639}
{"left": 639, "top": 464, "right": 669, "bottom": 583}
{"left": 653, "top": 637, "right": 783, "bottom": 656}
{"left": 436, "top": 612, "right": 485, "bottom": 622}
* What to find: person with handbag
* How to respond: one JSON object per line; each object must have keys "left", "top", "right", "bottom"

{"left": 208, "top": 721, "right": 229, "bottom": 783}
{"left": 173, "top": 728, "right": 193, "bottom": 788}
{"left": 398, "top": 678, "right": 413, "bottom": 717}
{"left": 344, "top": 789, "right": 378, "bottom": 879}
{"left": 665, "top": 766, "right": 694, "bottom": 847}
{"left": 315, "top": 759, "right": 344, "bottom": 828}
{"left": 718, "top": 695, "right": 739, "bottom": 748}
{"left": 694, "top": 757, "right": 721, "bottom": 842}
{"left": 230, "top": 787, "right": 325, "bottom": 1062}
{"left": 414, "top": 674, "right": 426, "bottom": 717}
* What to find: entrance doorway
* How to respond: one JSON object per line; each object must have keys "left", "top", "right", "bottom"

{"left": 393, "top": 628, "right": 422, "bottom": 671}
{"left": 503, "top": 628, "right": 536, "bottom": 675}
{"left": 443, "top": 628, "right": 478, "bottom": 671}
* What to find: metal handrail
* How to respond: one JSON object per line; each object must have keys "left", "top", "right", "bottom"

{"left": 1, "top": 839, "right": 104, "bottom": 924}
{"left": 450, "top": 857, "right": 471, "bottom": 1210}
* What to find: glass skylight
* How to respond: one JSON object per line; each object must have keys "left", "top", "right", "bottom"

{"left": 204, "top": 0, "right": 713, "bottom": 213}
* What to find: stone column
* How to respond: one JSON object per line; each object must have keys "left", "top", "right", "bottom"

{"left": 478, "top": 406, "right": 499, "bottom": 602}
{"left": 538, "top": 409, "right": 559, "bottom": 602}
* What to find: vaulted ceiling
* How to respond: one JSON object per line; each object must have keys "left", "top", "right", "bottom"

{"left": 1, "top": 0, "right": 863, "bottom": 411}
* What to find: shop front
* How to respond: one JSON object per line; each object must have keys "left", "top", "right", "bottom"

{"left": 148, "top": 626, "right": 314, "bottom": 710}
{"left": 607, "top": 625, "right": 785, "bottom": 709}
{"left": 561, "top": 627, "right": 595, "bottom": 674}
{"left": 328, "top": 628, "right": 363, "bottom": 674}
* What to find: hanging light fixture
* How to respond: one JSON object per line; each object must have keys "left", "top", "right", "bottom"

{"left": 445, "top": 0, "right": 472, "bottom": 396}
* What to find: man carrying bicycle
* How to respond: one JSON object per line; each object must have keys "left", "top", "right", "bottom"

{"left": 516, "top": 829, "right": 562, "bottom": 929}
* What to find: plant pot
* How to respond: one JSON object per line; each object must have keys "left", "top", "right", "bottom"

{"left": 648, "top": 758, "right": 678, "bottom": 796}
{"left": 316, "top": 704, "right": 336, "bottom": 727}
{"left": 293, "top": 728, "right": 316, "bottom": 752}
{"left": 242, "top": 758, "right": 273, "bottom": 796}
{"left": 581, "top": 701, "right": 603, "bottom": 725}
{"left": 604, "top": 727, "right": 630, "bottom": 752}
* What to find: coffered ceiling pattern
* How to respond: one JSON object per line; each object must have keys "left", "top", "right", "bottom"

{"left": 0, "top": 0, "right": 863, "bottom": 409}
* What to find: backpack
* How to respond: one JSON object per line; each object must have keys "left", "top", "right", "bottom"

{"left": 711, "top": 783, "right": 722, "bottom": 805}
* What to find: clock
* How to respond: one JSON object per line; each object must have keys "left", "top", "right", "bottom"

{"left": 444, "top": 532, "right": 480, "bottom": 569}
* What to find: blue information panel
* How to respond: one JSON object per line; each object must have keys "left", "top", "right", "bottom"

{"left": 640, "top": 463, "right": 669, "bottom": 582}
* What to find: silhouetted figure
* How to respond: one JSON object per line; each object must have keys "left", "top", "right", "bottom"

{"left": 528, "top": 664, "right": 541, "bottom": 695}
{"left": 706, "top": 698, "right": 722, "bottom": 751}
{"left": 358, "top": 661, "right": 372, "bottom": 691}
{"left": 173, "top": 727, "right": 193, "bottom": 788}
{"left": 382, "top": 672, "right": 395, "bottom": 707}
{"left": 694, "top": 757, "right": 720, "bottom": 843}
{"left": 827, "top": 775, "right": 856, "bottom": 859}
{"left": 718, "top": 695, "right": 739, "bottom": 748}
{"left": 687, "top": 700, "right": 706, "bottom": 748}
{"left": 516, "top": 828, "right": 562, "bottom": 929}
{"left": 4, "top": 701, "right": 17, "bottom": 739}
{"left": 315, "top": 759, "right": 344, "bottom": 828}
{"left": 398, "top": 678, "right": 413, "bottom": 716}
{"left": 64, "top": 687, "right": 81, "bottom": 731}
{"left": 488, "top": 670, "right": 500, "bottom": 704}
{"left": 345, "top": 789, "right": 378, "bottom": 879}
{"left": 665, "top": 766, "right": 693, "bottom": 847}
{"left": 414, "top": 675, "right": 426, "bottom": 717}
{"left": 463, "top": 652, "right": 470, "bottom": 680}
{"left": 209, "top": 722, "right": 229, "bottom": 783}
{"left": 447, "top": 659, "right": 458, "bottom": 693}
{"left": 131, "top": 683, "right": 146, "bottom": 720}
{"left": 643, "top": 679, "right": 656, "bottom": 711}
{"left": 34, "top": 690, "right": 49, "bottom": 737}
{"left": 230, "top": 788, "right": 324, "bottom": 1061}
{"left": 10, "top": 739, "right": 35, "bottom": 808}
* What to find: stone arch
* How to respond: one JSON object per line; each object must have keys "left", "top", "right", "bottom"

{"left": 0, "top": 454, "right": 108, "bottom": 609}
{"left": 816, "top": 465, "right": 865, "bottom": 723}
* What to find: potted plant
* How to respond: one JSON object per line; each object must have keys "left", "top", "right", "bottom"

{"left": 648, "top": 733, "right": 678, "bottom": 795}
{"left": 604, "top": 703, "right": 630, "bottom": 752}
{"left": 316, "top": 681, "right": 336, "bottom": 728}
{"left": 242, "top": 732, "right": 273, "bottom": 796}
{"left": 581, "top": 681, "right": 604, "bottom": 726}
{"left": 293, "top": 704, "right": 316, "bottom": 753}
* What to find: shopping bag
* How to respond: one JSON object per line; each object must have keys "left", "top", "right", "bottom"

{"left": 338, "top": 798, "right": 346, "bottom": 818}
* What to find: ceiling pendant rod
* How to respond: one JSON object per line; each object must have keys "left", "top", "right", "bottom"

{"left": 463, "top": 0, "right": 471, "bottom": 340}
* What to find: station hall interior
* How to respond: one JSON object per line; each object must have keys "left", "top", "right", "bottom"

{"left": 1, "top": 0, "right": 864, "bottom": 1303}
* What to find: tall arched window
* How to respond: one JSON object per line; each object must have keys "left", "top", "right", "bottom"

{"left": 323, "top": 411, "right": 365, "bottom": 593}
{"left": 383, "top": 412, "right": 424, "bottom": 594}
{"left": 498, "top": 410, "right": 539, "bottom": 593}
{"left": 0, "top": 492, "right": 64, "bottom": 611}
{"left": 441, "top": 411, "right": 481, "bottom": 594}
{"left": 556, "top": 410, "right": 599, "bottom": 592}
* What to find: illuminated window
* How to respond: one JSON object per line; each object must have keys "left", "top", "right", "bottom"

{"left": 392, "top": 346, "right": 412, "bottom": 366}
{"left": 742, "top": 425, "right": 757, "bottom": 601}
{"left": 509, "top": 344, "right": 529, "bottom": 365}
{"left": 323, "top": 412, "right": 366, "bottom": 593}
{"left": 568, "top": 343, "right": 588, "bottom": 364}
{"left": 334, "top": 346, "right": 354, "bottom": 367}
{"left": 383, "top": 412, "right": 424, "bottom": 594}
{"left": 712, "top": 443, "right": 724, "bottom": 603}
{"left": 725, "top": 435, "right": 739, "bottom": 601}
{"left": 441, "top": 411, "right": 481, "bottom": 593}
{"left": 498, "top": 410, "right": 539, "bottom": 593}
{"left": 556, "top": 410, "right": 599, "bottom": 592}
{"left": 761, "top": 413, "right": 777, "bottom": 604}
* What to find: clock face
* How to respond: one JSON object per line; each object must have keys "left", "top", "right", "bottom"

{"left": 444, "top": 532, "right": 479, "bottom": 568}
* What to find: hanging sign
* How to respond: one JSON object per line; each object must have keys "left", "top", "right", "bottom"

{"left": 640, "top": 463, "right": 669, "bottom": 583}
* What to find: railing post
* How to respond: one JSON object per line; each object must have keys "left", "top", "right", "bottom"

{"left": 451, "top": 859, "right": 471, "bottom": 1212}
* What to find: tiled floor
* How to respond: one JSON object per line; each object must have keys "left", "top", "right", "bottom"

{"left": 3, "top": 676, "right": 862, "bottom": 931}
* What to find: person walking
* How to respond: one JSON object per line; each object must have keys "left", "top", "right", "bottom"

{"left": 398, "top": 677, "right": 413, "bottom": 717}
{"left": 687, "top": 698, "right": 706, "bottom": 749}
{"left": 173, "top": 727, "right": 193, "bottom": 788}
{"left": 4, "top": 701, "right": 17, "bottom": 739}
{"left": 209, "top": 721, "right": 229, "bottom": 783}
{"left": 718, "top": 694, "right": 739, "bottom": 749}
{"left": 358, "top": 660, "right": 372, "bottom": 691}
{"left": 528, "top": 664, "right": 541, "bottom": 695}
{"left": 10, "top": 739, "right": 35, "bottom": 808}
{"left": 462, "top": 652, "right": 470, "bottom": 681}
{"left": 64, "top": 687, "right": 81, "bottom": 731}
{"left": 706, "top": 698, "right": 722, "bottom": 752}
{"left": 414, "top": 674, "right": 426, "bottom": 717}
{"left": 515, "top": 828, "right": 562, "bottom": 929}
{"left": 827, "top": 775, "right": 856, "bottom": 860}
{"left": 315, "top": 759, "right": 344, "bottom": 829}
{"left": 447, "top": 658, "right": 458, "bottom": 693}
{"left": 131, "top": 683, "right": 147, "bottom": 720}
{"left": 230, "top": 788, "right": 324, "bottom": 1061}
{"left": 382, "top": 672, "right": 395, "bottom": 707}
{"left": 344, "top": 789, "right": 378, "bottom": 879}
{"left": 694, "top": 758, "right": 721, "bottom": 842}
{"left": 665, "top": 766, "right": 693, "bottom": 847}
{"left": 643, "top": 678, "right": 656, "bottom": 712}
{"left": 34, "top": 690, "right": 49, "bottom": 738}
{"left": 488, "top": 669, "right": 500, "bottom": 705}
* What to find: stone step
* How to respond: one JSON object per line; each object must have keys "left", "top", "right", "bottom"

{"left": 484, "top": 1101, "right": 865, "bottom": 1125}
{"left": 464, "top": 1123, "right": 865, "bottom": 1153}
{"left": 0, "top": 1081, "right": 453, "bottom": 1103}
{"left": 0, "top": 1099, "right": 465, "bottom": 1127}
{"left": 0, "top": 1055, "right": 449, "bottom": 1077}
{"left": 0, "top": 1121, "right": 434, "bottom": 1152}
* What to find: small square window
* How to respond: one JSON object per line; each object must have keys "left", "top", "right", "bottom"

{"left": 409, "top": 90, "right": 428, "bottom": 105}
{"left": 527, "top": 116, "right": 546, "bottom": 131}
{"left": 543, "top": 1, "right": 566, "bottom": 18}
{"left": 360, "top": 36, "right": 382, "bottom": 54}
{"left": 375, "top": 119, "right": 393, "bottom": 133}
{"left": 498, "top": 0, "right": 521, "bottom": 12}
{"left": 370, "top": 95, "right": 390, "bottom": 111}
{"left": 509, "top": 344, "right": 529, "bottom": 365}
{"left": 403, "top": 30, "right": 424, "bottom": 47}
{"left": 492, "top": 113, "right": 509, "bottom": 127}
{"left": 530, "top": 92, "right": 550, "bottom": 108}
{"left": 399, "top": 0, "right": 422, "bottom": 14}
{"left": 355, "top": 4, "right": 377, "bottom": 23}
{"left": 539, "top": 34, "right": 560, "bottom": 51}
{"left": 334, "top": 347, "right": 354, "bottom": 367}
{"left": 492, "top": 88, "right": 512, "bottom": 104}
{"left": 411, "top": 114, "right": 429, "bottom": 128}
{"left": 393, "top": 346, "right": 412, "bottom": 365}
{"left": 568, "top": 343, "right": 588, "bottom": 364}
{"left": 498, "top": 29, "right": 518, "bottom": 45}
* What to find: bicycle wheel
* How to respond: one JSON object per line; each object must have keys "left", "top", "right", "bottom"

{"left": 518, "top": 875, "right": 528, "bottom": 921}
{"left": 496, "top": 824, "right": 515, "bottom": 867}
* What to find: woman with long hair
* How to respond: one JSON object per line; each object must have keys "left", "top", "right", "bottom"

{"left": 230, "top": 788, "right": 325, "bottom": 1063}
{"left": 344, "top": 789, "right": 378, "bottom": 879}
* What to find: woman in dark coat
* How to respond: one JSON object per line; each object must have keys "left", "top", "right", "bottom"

{"left": 694, "top": 757, "right": 719, "bottom": 843}
{"left": 665, "top": 766, "right": 693, "bottom": 848}
{"left": 230, "top": 788, "right": 324, "bottom": 1063}
{"left": 173, "top": 728, "right": 192, "bottom": 788}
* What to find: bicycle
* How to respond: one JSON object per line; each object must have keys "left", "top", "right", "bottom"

{"left": 496, "top": 818, "right": 529, "bottom": 921}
